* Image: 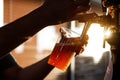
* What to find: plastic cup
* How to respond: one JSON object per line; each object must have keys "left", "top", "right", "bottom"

{"left": 48, "top": 43, "right": 76, "bottom": 71}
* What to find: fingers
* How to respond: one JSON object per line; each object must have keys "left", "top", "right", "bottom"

{"left": 71, "top": 0, "right": 90, "bottom": 11}
{"left": 73, "top": 0, "right": 90, "bottom": 6}
{"left": 71, "top": 0, "right": 91, "bottom": 17}
{"left": 74, "top": 5, "right": 90, "bottom": 13}
{"left": 42, "top": 0, "right": 91, "bottom": 25}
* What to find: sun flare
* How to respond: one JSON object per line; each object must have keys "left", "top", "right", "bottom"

{"left": 81, "top": 23, "right": 110, "bottom": 63}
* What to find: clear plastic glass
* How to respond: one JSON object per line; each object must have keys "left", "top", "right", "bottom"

{"left": 48, "top": 43, "right": 76, "bottom": 71}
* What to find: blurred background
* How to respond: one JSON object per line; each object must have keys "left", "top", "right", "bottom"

{"left": 2, "top": 0, "right": 111, "bottom": 80}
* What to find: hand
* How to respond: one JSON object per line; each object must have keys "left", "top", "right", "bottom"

{"left": 63, "top": 35, "right": 89, "bottom": 55}
{"left": 59, "top": 28, "right": 89, "bottom": 55}
{"left": 41, "top": 0, "right": 90, "bottom": 25}
{"left": 66, "top": 35, "right": 89, "bottom": 55}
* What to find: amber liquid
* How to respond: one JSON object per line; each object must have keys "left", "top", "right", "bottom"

{"left": 48, "top": 43, "right": 75, "bottom": 71}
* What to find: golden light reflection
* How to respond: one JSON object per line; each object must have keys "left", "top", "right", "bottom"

{"left": 104, "top": 28, "right": 111, "bottom": 38}
{"left": 81, "top": 23, "right": 110, "bottom": 63}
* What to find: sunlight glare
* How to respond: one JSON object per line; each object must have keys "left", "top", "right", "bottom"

{"left": 81, "top": 23, "right": 108, "bottom": 63}
{"left": 37, "top": 26, "right": 59, "bottom": 54}
{"left": 104, "top": 29, "right": 111, "bottom": 38}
